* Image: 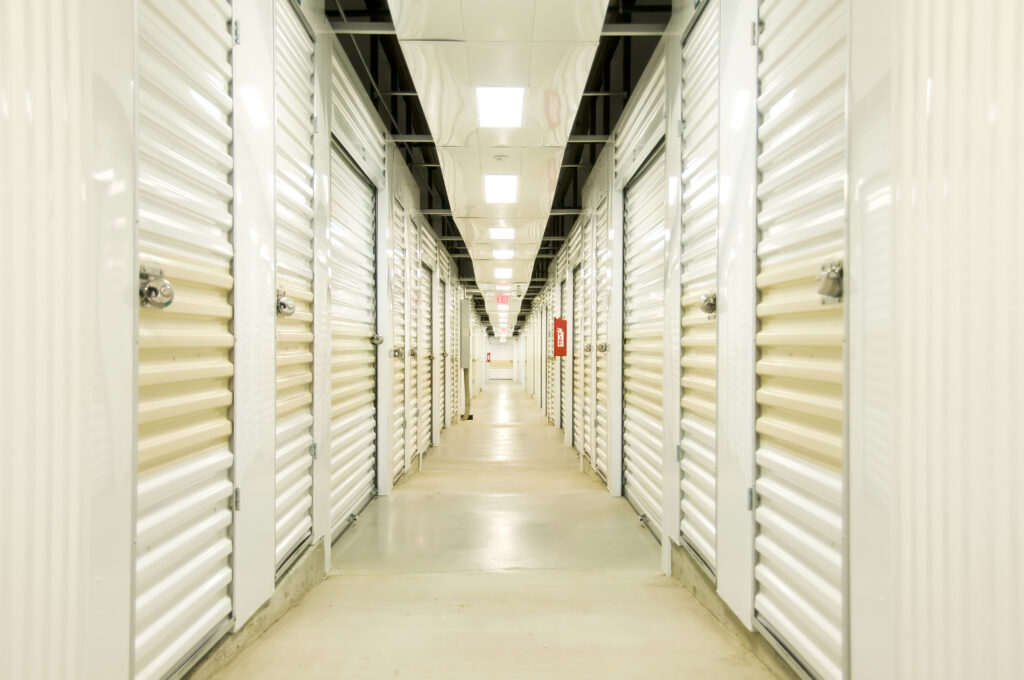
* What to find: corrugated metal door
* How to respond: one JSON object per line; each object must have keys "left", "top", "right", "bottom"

{"left": 418, "top": 262, "right": 434, "bottom": 456}
{"left": 134, "top": 1, "right": 235, "bottom": 677}
{"left": 678, "top": 0, "right": 720, "bottom": 572}
{"left": 328, "top": 143, "right": 377, "bottom": 538}
{"left": 559, "top": 277, "right": 569, "bottom": 431}
{"left": 439, "top": 277, "right": 447, "bottom": 429}
{"left": 753, "top": 1, "right": 847, "bottom": 678}
{"left": 594, "top": 199, "right": 611, "bottom": 480}
{"left": 273, "top": 0, "right": 315, "bottom": 574}
{"left": 448, "top": 277, "right": 458, "bottom": 425}
{"left": 572, "top": 263, "right": 584, "bottom": 452}
{"left": 582, "top": 217, "right": 595, "bottom": 466}
{"left": 391, "top": 198, "right": 407, "bottom": 482}
{"left": 405, "top": 224, "right": 418, "bottom": 476}
{"left": 545, "top": 297, "right": 555, "bottom": 423}
{"left": 622, "top": 145, "right": 666, "bottom": 536}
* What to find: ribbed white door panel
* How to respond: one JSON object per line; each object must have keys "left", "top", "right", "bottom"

{"left": 418, "top": 261, "right": 433, "bottom": 455}
{"left": 439, "top": 277, "right": 447, "bottom": 428}
{"left": 391, "top": 198, "right": 407, "bottom": 481}
{"left": 328, "top": 146, "right": 377, "bottom": 537}
{"left": 405, "top": 225, "right": 419, "bottom": 473}
{"left": 623, "top": 148, "right": 666, "bottom": 536}
{"left": 135, "top": 1, "right": 235, "bottom": 677}
{"left": 582, "top": 217, "right": 595, "bottom": 465}
{"left": 545, "top": 299, "right": 555, "bottom": 423}
{"left": 679, "top": 0, "right": 720, "bottom": 572}
{"left": 594, "top": 199, "right": 611, "bottom": 479}
{"left": 572, "top": 262, "right": 584, "bottom": 452}
{"left": 754, "top": 1, "right": 847, "bottom": 678}
{"left": 559, "top": 278, "right": 569, "bottom": 430}
{"left": 274, "top": 0, "right": 315, "bottom": 571}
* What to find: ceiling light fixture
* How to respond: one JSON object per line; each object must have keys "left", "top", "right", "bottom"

{"left": 484, "top": 175, "right": 518, "bottom": 204}
{"left": 497, "top": 304, "right": 509, "bottom": 311}
{"left": 495, "top": 283, "right": 511, "bottom": 291}
{"left": 476, "top": 87, "right": 524, "bottom": 128}
{"left": 489, "top": 227, "right": 515, "bottom": 240}
{"left": 492, "top": 249, "right": 514, "bottom": 260}
{"left": 494, "top": 267, "right": 512, "bottom": 279}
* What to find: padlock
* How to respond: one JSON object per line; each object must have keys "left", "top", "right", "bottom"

{"left": 276, "top": 292, "right": 296, "bottom": 317}
{"left": 817, "top": 260, "right": 844, "bottom": 299}
{"left": 139, "top": 265, "right": 174, "bottom": 308}
{"left": 699, "top": 291, "right": 717, "bottom": 315}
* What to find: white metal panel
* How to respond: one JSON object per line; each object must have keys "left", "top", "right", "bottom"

{"left": 391, "top": 197, "right": 408, "bottom": 481}
{"left": 545, "top": 294, "right": 556, "bottom": 424}
{"left": 2, "top": 1, "right": 136, "bottom": 674}
{"left": 274, "top": 0, "right": 316, "bottom": 572}
{"left": 447, "top": 268, "right": 459, "bottom": 425}
{"left": 622, "top": 146, "right": 667, "bottom": 536}
{"left": 330, "top": 43, "right": 386, "bottom": 176}
{"left": 678, "top": 0, "right": 720, "bottom": 572}
{"left": 439, "top": 273, "right": 448, "bottom": 429}
{"left": 582, "top": 216, "right": 596, "bottom": 466}
{"left": 559, "top": 277, "right": 569, "bottom": 431}
{"left": 572, "top": 262, "right": 584, "bottom": 453}
{"left": 594, "top": 198, "right": 611, "bottom": 480}
{"left": 328, "top": 145, "right": 377, "bottom": 537}
{"left": 418, "top": 260, "right": 434, "bottom": 456}
{"left": 754, "top": 1, "right": 847, "bottom": 677}
{"left": 405, "top": 221, "right": 419, "bottom": 473}
{"left": 135, "top": 1, "right": 236, "bottom": 676}
{"left": 617, "top": 53, "right": 667, "bottom": 177}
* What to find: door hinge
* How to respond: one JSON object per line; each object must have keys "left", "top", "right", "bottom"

{"left": 232, "top": 20, "right": 240, "bottom": 45}
{"left": 230, "top": 487, "right": 241, "bottom": 511}
{"left": 312, "top": 443, "right": 318, "bottom": 460}
{"left": 747, "top": 487, "right": 754, "bottom": 511}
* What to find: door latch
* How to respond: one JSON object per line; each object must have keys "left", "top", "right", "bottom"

{"left": 370, "top": 334, "right": 384, "bottom": 345}
{"left": 276, "top": 290, "right": 296, "bottom": 317}
{"left": 817, "top": 259, "right": 844, "bottom": 300}
{"left": 699, "top": 291, "right": 717, "bottom": 315}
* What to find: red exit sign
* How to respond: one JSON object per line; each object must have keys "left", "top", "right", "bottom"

{"left": 495, "top": 294, "right": 509, "bottom": 304}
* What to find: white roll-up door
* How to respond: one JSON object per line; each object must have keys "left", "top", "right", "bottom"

{"left": 273, "top": 0, "right": 315, "bottom": 574}
{"left": 328, "top": 143, "right": 377, "bottom": 538}
{"left": 134, "top": 1, "right": 235, "bottom": 677}
{"left": 572, "top": 262, "right": 584, "bottom": 452}
{"left": 545, "top": 297, "right": 555, "bottom": 424}
{"left": 622, "top": 145, "right": 666, "bottom": 536}
{"left": 439, "top": 277, "right": 447, "bottom": 429}
{"left": 391, "top": 198, "right": 408, "bottom": 482}
{"left": 594, "top": 198, "right": 611, "bottom": 481}
{"left": 447, "top": 274, "right": 458, "bottom": 425}
{"left": 582, "top": 217, "right": 595, "bottom": 466}
{"left": 678, "top": 0, "right": 720, "bottom": 573}
{"left": 405, "top": 224, "right": 419, "bottom": 476}
{"left": 753, "top": 1, "right": 847, "bottom": 678}
{"left": 418, "top": 262, "right": 434, "bottom": 456}
{"left": 559, "top": 277, "right": 569, "bottom": 431}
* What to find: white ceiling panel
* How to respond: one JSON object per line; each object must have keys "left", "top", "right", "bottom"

{"left": 390, "top": 0, "right": 609, "bottom": 331}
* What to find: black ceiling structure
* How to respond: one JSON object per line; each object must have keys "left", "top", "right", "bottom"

{"left": 327, "top": 0, "right": 670, "bottom": 334}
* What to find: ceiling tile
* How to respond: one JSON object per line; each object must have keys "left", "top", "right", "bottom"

{"left": 389, "top": 0, "right": 465, "bottom": 40}
{"left": 462, "top": 0, "right": 537, "bottom": 42}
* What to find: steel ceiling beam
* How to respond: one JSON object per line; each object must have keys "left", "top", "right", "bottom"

{"left": 331, "top": 20, "right": 666, "bottom": 37}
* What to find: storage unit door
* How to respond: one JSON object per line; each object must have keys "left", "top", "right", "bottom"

{"left": 594, "top": 199, "right": 611, "bottom": 480}
{"left": 273, "top": 0, "right": 316, "bottom": 573}
{"left": 560, "top": 278, "right": 569, "bottom": 431}
{"left": 753, "top": 1, "right": 847, "bottom": 678}
{"left": 545, "top": 302, "right": 555, "bottom": 423}
{"left": 572, "top": 263, "right": 584, "bottom": 452}
{"left": 328, "top": 144, "right": 377, "bottom": 538}
{"left": 418, "top": 263, "right": 434, "bottom": 455}
{"left": 448, "top": 279, "right": 458, "bottom": 425}
{"left": 622, "top": 147, "right": 667, "bottom": 536}
{"left": 135, "top": 2, "right": 236, "bottom": 677}
{"left": 405, "top": 226, "right": 418, "bottom": 476}
{"left": 439, "top": 278, "right": 447, "bottom": 429}
{"left": 391, "top": 198, "right": 407, "bottom": 482}
{"left": 582, "top": 218, "right": 595, "bottom": 465}
{"left": 678, "top": 0, "right": 720, "bottom": 572}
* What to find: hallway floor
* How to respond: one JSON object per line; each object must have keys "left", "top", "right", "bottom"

{"left": 211, "top": 382, "right": 779, "bottom": 679}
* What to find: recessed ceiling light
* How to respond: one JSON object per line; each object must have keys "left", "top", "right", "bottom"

{"left": 497, "top": 304, "right": 509, "bottom": 311}
{"left": 492, "top": 249, "right": 514, "bottom": 260}
{"left": 476, "top": 87, "right": 524, "bottom": 128}
{"left": 489, "top": 227, "right": 515, "bottom": 240}
{"left": 484, "top": 175, "right": 518, "bottom": 204}
{"left": 494, "top": 267, "right": 512, "bottom": 279}
{"left": 495, "top": 283, "right": 511, "bottom": 291}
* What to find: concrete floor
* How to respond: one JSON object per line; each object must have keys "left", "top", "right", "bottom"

{"left": 211, "top": 381, "right": 779, "bottom": 679}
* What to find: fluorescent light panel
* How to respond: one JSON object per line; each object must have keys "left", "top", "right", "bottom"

{"left": 484, "top": 175, "right": 518, "bottom": 204}
{"left": 497, "top": 304, "right": 509, "bottom": 311}
{"left": 495, "top": 284, "right": 511, "bottom": 290}
{"left": 476, "top": 87, "right": 524, "bottom": 128}
{"left": 492, "top": 249, "right": 514, "bottom": 260}
{"left": 494, "top": 267, "right": 513, "bottom": 279}
{"left": 489, "top": 227, "right": 515, "bottom": 240}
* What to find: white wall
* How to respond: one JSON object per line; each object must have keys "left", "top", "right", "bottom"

{"left": 486, "top": 337, "right": 515, "bottom": 380}
{"left": 1, "top": 1, "right": 136, "bottom": 677}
